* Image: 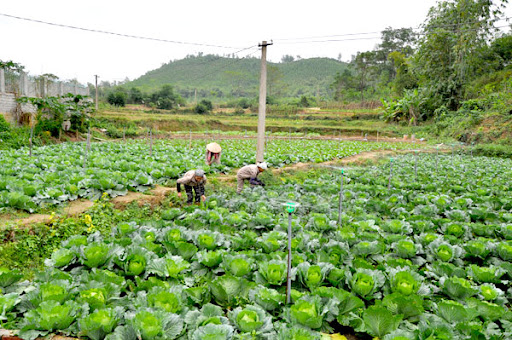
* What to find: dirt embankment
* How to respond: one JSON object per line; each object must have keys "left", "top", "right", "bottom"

{"left": 1, "top": 186, "right": 174, "bottom": 228}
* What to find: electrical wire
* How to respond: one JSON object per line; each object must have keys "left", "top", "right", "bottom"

{"left": 273, "top": 16, "right": 511, "bottom": 44}
{"left": 0, "top": 12, "right": 242, "bottom": 50}
{"left": 2, "top": 11, "right": 509, "bottom": 51}
{"left": 275, "top": 23, "right": 511, "bottom": 46}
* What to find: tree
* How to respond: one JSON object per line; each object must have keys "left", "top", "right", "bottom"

{"left": 128, "top": 87, "right": 144, "bottom": 104}
{"left": 413, "top": 0, "right": 508, "bottom": 111}
{"left": 330, "top": 69, "right": 356, "bottom": 101}
{"left": 491, "top": 33, "right": 512, "bottom": 68}
{"left": 352, "top": 51, "right": 378, "bottom": 102}
{"left": 107, "top": 91, "right": 126, "bottom": 107}
{"left": 375, "top": 27, "right": 417, "bottom": 82}
{"left": 379, "top": 27, "right": 417, "bottom": 58}
{"left": 388, "top": 51, "right": 418, "bottom": 96}
{"left": 194, "top": 99, "right": 213, "bottom": 114}
{"left": 281, "top": 55, "right": 295, "bottom": 63}
{"left": 149, "top": 85, "right": 184, "bottom": 110}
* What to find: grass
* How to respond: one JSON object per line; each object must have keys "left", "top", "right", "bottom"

{"left": 95, "top": 105, "right": 428, "bottom": 139}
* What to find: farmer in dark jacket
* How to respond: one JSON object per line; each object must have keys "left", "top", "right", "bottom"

{"left": 177, "top": 169, "right": 206, "bottom": 204}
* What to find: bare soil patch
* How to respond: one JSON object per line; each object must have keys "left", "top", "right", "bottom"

{"left": 112, "top": 185, "right": 174, "bottom": 210}
{"left": 1, "top": 199, "right": 96, "bottom": 228}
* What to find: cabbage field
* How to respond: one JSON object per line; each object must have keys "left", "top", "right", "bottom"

{"left": 1, "top": 152, "right": 511, "bottom": 339}
{"left": 0, "top": 139, "right": 419, "bottom": 212}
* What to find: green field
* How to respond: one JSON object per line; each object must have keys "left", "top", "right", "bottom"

{"left": 1, "top": 133, "right": 510, "bottom": 340}
{"left": 94, "top": 106, "right": 421, "bottom": 140}
{"left": 1, "top": 149, "right": 511, "bottom": 339}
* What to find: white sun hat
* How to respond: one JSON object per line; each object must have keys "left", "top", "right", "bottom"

{"left": 206, "top": 142, "right": 222, "bottom": 153}
{"left": 257, "top": 162, "right": 268, "bottom": 170}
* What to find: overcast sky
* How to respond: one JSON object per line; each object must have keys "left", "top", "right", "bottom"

{"left": 1, "top": 0, "right": 511, "bottom": 85}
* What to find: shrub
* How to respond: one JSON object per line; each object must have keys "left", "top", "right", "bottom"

{"left": 0, "top": 114, "right": 10, "bottom": 132}
{"left": 107, "top": 92, "right": 126, "bottom": 107}
{"left": 195, "top": 100, "right": 213, "bottom": 114}
{"left": 35, "top": 118, "right": 61, "bottom": 138}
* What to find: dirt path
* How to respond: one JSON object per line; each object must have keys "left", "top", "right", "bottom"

{"left": 1, "top": 186, "right": 174, "bottom": 228}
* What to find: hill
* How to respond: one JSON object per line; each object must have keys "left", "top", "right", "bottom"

{"left": 127, "top": 55, "right": 348, "bottom": 100}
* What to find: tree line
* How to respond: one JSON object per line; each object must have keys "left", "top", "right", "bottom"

{"left": 332, "top": 0, "right": 512, "bottom": 124}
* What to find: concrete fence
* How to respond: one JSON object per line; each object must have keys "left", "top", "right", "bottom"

{"left": 0, "top": 69, "right": 89, "bottom": 124}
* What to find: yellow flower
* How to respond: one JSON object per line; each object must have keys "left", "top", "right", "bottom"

{"left": 84, "top": 214, "right": 92, "bottom": 225}
{"left": 48, "top": 211, "right": 56, "bottom": 222}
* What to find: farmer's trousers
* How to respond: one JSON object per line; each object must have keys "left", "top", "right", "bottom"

{"left": 185, "top": 184, "right": 204, "bottom": 203}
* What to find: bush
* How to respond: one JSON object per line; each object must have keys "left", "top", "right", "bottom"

{"left": 473, "top": 144, "right": 512, "bottom": 158}
{"left": 194, "top": 103, "right": 209, "bottom": 114}
{"left": 0, "top": 115, "right": 10, "bottom": 132}
{"left": 35, "top": 118, "right": 61, "bottom": 138}
{"left": 149, "top": 85, "right": 184, "bottom": 110}
{"left": 107, "top": 92, "right": 126, "bottom": 107}
{"left": 195, "top": 99, "right": 213, "bottom": 114}
{"left": 299, "top": 95, "right": 311, "bottom": 107}
{"left": 0, "top": 126, "right": 45, "bottom": 150}
{"left": 237, "top": 98, "right": 252, "bottom": 109}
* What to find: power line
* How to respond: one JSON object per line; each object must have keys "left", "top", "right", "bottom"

{"left": 275, "top": 23, "right": 511, "bottom": 46}
{"left": 0, "top": 12, "right": 242, "bottom": 50}
{"left": 273, "top": 16, "right": 511, "bottom": 44}
{"left": 278, "top": 36, "right": 382, "bottom": 45}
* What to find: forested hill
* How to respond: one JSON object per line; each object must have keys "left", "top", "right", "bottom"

{"left": 127, "top": 55, "right": 348, "bottom": 99}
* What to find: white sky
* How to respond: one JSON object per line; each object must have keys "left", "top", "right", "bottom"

{"left": 1, "top": 0, "right": 511, "bottom": 85}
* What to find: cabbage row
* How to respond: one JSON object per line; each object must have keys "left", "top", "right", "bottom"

{"left": 0, "top": 138, "right": 418, "bottom": 212}
{"left": 2, "top": 153, "right": 510, "bottom": 339}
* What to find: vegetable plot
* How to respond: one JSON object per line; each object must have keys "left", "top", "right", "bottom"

{"left": 0, "top": 139, "right": 419, "bottom": 212}
{"left": 2, "top": 153, "right": 509, "bottom": 339}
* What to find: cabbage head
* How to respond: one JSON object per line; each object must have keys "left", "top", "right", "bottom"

{"left": 148, "top": 288, "right": 181, "bottom": 314}
{"left": 350, "top": 272, "right": 375, "bottom": 297}
{"left": 257, "top": 260, "right": 287, "bottom": 286}
{"left": 289, "top": 296, "right": 323, "bottom": 329}
{"left": 222, "top": 255, "right": 253, "bottom": 277}
{"left": 229, "top": 305, "right": 271, "bottom": 334}
{"left": 391, "top": 271, "right": 419, "bottom": 296}
{"left": 79, "top": 308, "right": 118, "bottom": 340}
{"left": 395, "top": 240, "right": 417, "bottom": 258}
{"left": 79, "top": 288, "right": 107, "bottom": 310}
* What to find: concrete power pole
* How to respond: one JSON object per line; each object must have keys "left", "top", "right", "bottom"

{"left": 94, "top": 75, "right": 99, "bottom": 111}
{"left": 256, "top": 40, "right": 272, "bottom": 163}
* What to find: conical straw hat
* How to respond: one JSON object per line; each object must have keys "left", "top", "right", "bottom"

{"left": 206, "top": 142, "right": 222, "bottom": 153}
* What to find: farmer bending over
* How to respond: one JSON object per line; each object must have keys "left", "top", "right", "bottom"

{"left": 236, "top": 162, "right": 267, "bottom": 194}
{"left": 177, "top": 169, "right": 206, "bottom": 204}
{"left": 206, "top": 142, "right": 222, "bottom": 166}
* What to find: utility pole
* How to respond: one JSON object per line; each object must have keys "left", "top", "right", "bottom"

{"left": 194, "top": 88, "right": 197, "bottom": 105}
{"left": 94, "top": 75, "right": 99, "bottom": 111}
{"left": 256, "top": 40, "right": 272, "bottom": 162}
